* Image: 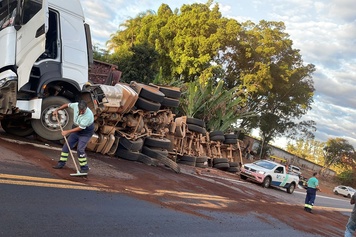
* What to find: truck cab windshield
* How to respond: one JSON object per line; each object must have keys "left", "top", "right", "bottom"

{"left": 0, "top": 0, "right": 17, "bottom": 30}
{"left": 0, "top": 0, "right": 43, "bottom": 31}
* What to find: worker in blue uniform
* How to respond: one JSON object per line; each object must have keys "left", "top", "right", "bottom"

{"left": 52, "top": 100, "right": 94, "bottom": 173}
{"left": 304, "top": 172, "right": 321, "bottom": 213}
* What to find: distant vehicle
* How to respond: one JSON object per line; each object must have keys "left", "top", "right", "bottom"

{"left": 333, "top": 185, "right": 356, "bottom": 198}
{"left": 298, "top": 176, "right": 308, "bottom": 189}
{"left": 288, "top": 165, "right": 302, "bottom": 176}
{"left": 240, "top": 160, "right": 299, "bottom": 194}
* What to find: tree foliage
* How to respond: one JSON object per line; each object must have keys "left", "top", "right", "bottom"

{"left": 286, "top": 138, "right": 325, "bottom": 164}
{"left": 179, "top": 79, "right": 255, "bottom": 131}
{"left": 105, "top": 1, "right": 316, "bottom": 146}
{"left": 230, "top": 21, "right": 316, "bottom": 152}
{"left": 323, "top": 138, "right": 355, "bottom": 171}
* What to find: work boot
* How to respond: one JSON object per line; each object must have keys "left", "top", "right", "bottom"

{"left": 53, "top": 162, "right": 65, "bottom": 169}
{"left": 80, "top": 166, "right": 89, "bottom": 174}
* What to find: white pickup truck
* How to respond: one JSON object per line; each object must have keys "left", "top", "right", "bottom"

{"left": 240, "top": 160, "right": 299, "bottom": 194}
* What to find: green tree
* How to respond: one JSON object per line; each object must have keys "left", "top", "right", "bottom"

{"left": 286, "top": 138, "right": 325, "bottom": 164}
{"left": 322, "top": 138, "right": 355, "bottom": 172}
{"left": 117, "top": 42, "right": 159, "bottom": 84}
{"left": 229, "top": 21, "right": 316, "bottom": 155}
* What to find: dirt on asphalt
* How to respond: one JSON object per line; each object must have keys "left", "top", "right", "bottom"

{"left": 0, "top": 135, "right": 349, "bottom": 237}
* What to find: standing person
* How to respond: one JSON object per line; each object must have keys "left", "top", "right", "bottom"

{"left": 52, "top": 100, "right": 94, "bottom": 173}
{"left": 304, "top": 172, "right": 321, "bottom": 213}
{"left": 345, "top": 193, "right": 356, "bottom": 237}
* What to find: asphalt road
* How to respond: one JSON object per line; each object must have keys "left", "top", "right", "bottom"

{"left": 0, "top": 133, "right": 349, "bottom": 237}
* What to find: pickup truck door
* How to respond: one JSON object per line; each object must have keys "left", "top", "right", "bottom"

{"left": 273, "top": 166, "right": 286, "bottom": 187}
{"left": 16, "top": 0, "right": 48, "bottom": 89}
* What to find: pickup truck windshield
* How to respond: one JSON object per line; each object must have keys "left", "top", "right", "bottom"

{"left": 254, "top": 160, "right": 277, "bottom": 170}
{"left": 0, "top": 0, "right": 17, "bottom": 31}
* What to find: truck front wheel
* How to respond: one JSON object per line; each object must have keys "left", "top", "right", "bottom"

{"left": 31, "top": 96, "right": 73, "bottom": 141}
{"left": 262, "top": 177, "right": 271, "bottom": 188}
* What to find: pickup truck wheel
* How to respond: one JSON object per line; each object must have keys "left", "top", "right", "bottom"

{"left": 287, "top": 183, "right": 295, "bottom": 194}
{"left": 31, "top": 96, "right": 73, "bottom": 141}
{"left": 262, "top": 177, "right": 271, "bottom": 188}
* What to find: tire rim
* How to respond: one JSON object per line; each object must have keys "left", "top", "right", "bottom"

{"left": 42, "top": 106, "right": 69, "bottom": 131}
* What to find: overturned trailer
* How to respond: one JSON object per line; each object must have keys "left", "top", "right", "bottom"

{"left": 80, "top": 81, "right": 243, "bottom": 173}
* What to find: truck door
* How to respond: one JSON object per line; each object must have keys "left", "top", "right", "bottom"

{"left": 16, "top": 0, "right": 48, "bottom": 89}
{"left": 273, "top": 166, "right": 285, "bottom": 187}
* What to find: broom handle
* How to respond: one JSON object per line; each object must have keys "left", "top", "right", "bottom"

{"left": 55, "top": 114, "right": 80, "bottom": 172}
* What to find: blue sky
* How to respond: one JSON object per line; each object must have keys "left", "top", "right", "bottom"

{"left": 81, "top": 0, "right": 356, "bottom": 148}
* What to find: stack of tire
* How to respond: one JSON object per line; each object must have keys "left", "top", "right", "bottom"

{"left": 115, "top": 136, "right": 145, "bottom": 162}
{"left": 176, "top": 117, "right": 207, "bottom": 168}
{"left": 212, "top": 158, "right": 229, "bottom": 171}
{"left": 223, "top": 133, "right": 240, "bottom": 173}
{"left": 131, "top": 82, "right": 165, "bottom": 112}
{"left": 186, "top": 118, "right": 206, "bottom": 135}
{"left": 195, "top": 156, "right": 209, "bottom": 168}
{"left": 141, "top": 136, "right": 180, "bottom": 173}
{"left": 176, "top": 155, "right": 209, "bottom": 168}
{"left": 151, "top": 85, "right": 181, "bottom": 109}
{"left": 177, "top": 155, "right": 196, "bottom": 166}
{"left": 209, "top": 131, "right": 225, "bottom": 143}
{"left": 209, "top": 131, "right": 235, "bottom": 172}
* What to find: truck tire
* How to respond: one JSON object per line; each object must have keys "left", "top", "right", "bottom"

{"left": 287, "top": 183, "right": 295, "bottom": 194}
{"left": 187, "top": 124, "right": 206, "bottom": 134}
{"left": 31, "top": 96, "right": 73, "bottom": 141}
{"left": 186, "top": 118, "right": 205, "bottom": 128}
{"left": 158, "top": 86, "right": 181, "bottom": 99}
{"left": 160, "top": 97, "right": 179, "bottom": 108}
{"left": 1, "top": 117, "right": 34, "bottom": 137}
{"left": 262, "top": 177, "right": 271, "bottom": 188}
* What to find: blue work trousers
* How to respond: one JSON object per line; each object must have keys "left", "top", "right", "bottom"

{"left": 305, "top": 187, "right": 317, "bottom": 207}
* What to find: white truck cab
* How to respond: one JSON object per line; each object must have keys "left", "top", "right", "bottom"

{"left": 0, "top": 0, "right": 92, "bottom": 140}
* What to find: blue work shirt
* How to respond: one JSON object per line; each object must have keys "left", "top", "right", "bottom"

{"left": 69, "top": 103, "right": 94, "bottom": 129}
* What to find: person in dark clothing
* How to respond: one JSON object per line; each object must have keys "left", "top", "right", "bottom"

{"left": 345, "top": 193, "right": 356, "bottom": 237}
{"left": 304, "top": 172, "right": 321, "bottom": 213}
{"left": 52, "top": 100, "right": 94, "bottom": 173}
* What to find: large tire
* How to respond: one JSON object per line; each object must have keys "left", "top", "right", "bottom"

{"left": 160, "top": 97, "right": 179, "bottom": 108}
{"left": 1, "top": 117, "right": 34, "bottom": 137}
{"left": 186, "top": 118, "right": 205, "bottom": 128}
{"left": 135, "top": 97, "right": 161, "bottom": 111}
{"left": 119, "top": 137, "right": 144, "bottom": 152}
{"left": 31, "top": 96, "right": 73, "bottom": 141}
{"left": 158, "top": 86, "right": 181, "bottom": 99}
{"left": 138, "top": 85, "right": 165, "bottom": 103}
{"left": 213, "top": 162, "right": 229, "bottom": 170}
{"left": 115, "top": 147, "right": 140, "bottom": 161}
{"left": 187, "top": 124, "right": 206, "bottom": 134}
{"left": 144, "top": 137, "right": 172, "bottom": 150}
